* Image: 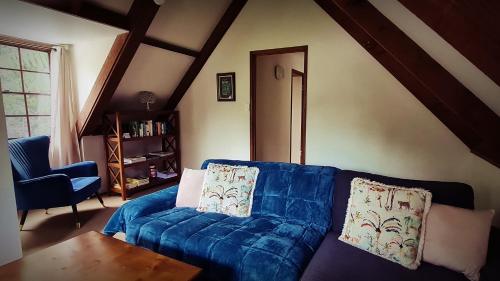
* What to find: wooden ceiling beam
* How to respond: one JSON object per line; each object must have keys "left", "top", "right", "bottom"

{"left": 314, "top": 0, "right": 500, "bottom": 168}
{"left": 21, "top": 0, "right": 198, "bottom": 57}
{"left": 398, "top": 0, "right": 500, "bottom": 87}
{"left": 77, "top": 0, "right": 161, "bottom": 137}
{"left": 164, "top": 0, "right": 248, "bottom": 110}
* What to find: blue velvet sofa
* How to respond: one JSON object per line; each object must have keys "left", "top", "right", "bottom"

{"left": 104, "top": 159, "right": 499, "bottom": 281}
{"left": 105, "top": 159, "right": 337, "bottom": 280}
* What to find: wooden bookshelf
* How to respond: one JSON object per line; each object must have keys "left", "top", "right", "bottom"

{"left": 103, "top": 111, "right": 181, "bottom": 200}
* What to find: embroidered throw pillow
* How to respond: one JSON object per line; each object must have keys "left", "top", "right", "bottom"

{"left": 197, "top": 163, "right": 259, "bottom": 217}
{"left": 339, "top": 178, "right": 432, "bottom": 269}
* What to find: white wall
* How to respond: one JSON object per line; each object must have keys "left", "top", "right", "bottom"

{"left": 255, "top": 53, "right": 303, "bottom": 162}
{"left": 0, "top": 94, "right": 23, "bottom": 265}
{"left": 177, "top": 0, "right": 500, "bottom": 226}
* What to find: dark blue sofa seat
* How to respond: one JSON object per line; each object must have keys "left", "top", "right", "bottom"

{"left": 104, "top": 159, "right": 338, "bottom": 281}
{"left": 301, "top": 169, "right": 490, "bottom": 281}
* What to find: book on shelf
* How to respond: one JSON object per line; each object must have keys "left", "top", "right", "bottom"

{"left": 157, "top": 171, "right": 178, "bottom": 180}
{"left": 123, "top": 156, "right": 147, "bottom": 164}
{"left": 125, "top": 120, "right": 173, "bottom": 138}
{"left": 114, "top": 177, "right": 150, "bottom": 190}
{"left": 148, "top": 151, "right": 174, "bottom": 157}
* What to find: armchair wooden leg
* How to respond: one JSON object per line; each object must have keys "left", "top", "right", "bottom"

{"left": 45, "top": 209, "right": 49, "bottom": 214}
{"left": 71, "top": 205, "right": 81, "bottom": 229}
{"left": 19, "top": 210, "right": 28, "bottom": 231}
{"left": 95, "top": 192, "right": 105, "bottom": 207}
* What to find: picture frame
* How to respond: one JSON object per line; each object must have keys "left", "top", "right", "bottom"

{"left": 217, "top": 72, "right": 236, "bottom": 102}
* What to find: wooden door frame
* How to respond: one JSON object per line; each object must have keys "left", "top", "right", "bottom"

{"left": 250, "top": 45, "right": 308, "bottom": 164}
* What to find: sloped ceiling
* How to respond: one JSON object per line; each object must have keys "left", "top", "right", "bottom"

{"left": 109, "top": 44, "right": 194, "bottom": 111}
{"left": 85, "top": 0, "right": 232, "bottom": 111}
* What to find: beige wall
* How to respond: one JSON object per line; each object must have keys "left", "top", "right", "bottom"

{"left": 255, "top": 53, "right": 303, "bottom": 162}
{"left": 178, "top": 0, "right": 500, "bottom": 226}
{"left": 0, "top": 94, "right": 23, "bottom": 265}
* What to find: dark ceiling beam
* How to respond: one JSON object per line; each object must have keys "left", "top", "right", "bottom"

{"left": 314, "top": 0, "right": 500, "bottom": 168}
{"left": 142, "top": 37, "right": 199, "bottom": 57}
{"left": 21, "top": 0, "right": 198, "bottom": 57}
{"left": 398, "top": 0, "right": 500, "bottom": 87}
{"left": 164, "top": 0, "right": 248, "bottom": 110}
{"left": 77, "top": 0, "right": 161, "bottom": 137}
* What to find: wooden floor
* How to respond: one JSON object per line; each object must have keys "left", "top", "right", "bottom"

{"left": 18, "top": 185, "right": 169, "bottom": 256}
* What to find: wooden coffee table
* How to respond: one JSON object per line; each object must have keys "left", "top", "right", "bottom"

{"left": 0, "top": 231, "right": 201, "bottom": 281}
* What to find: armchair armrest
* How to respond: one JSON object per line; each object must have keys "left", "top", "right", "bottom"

{"left": 103, "top": 185, "right": 179, "bottom": 236}
{"left": 51, "top": 161, "right": 98, "bottom": 178}
{"left": 15, "top": 174, "right": 73, "bottom": 210}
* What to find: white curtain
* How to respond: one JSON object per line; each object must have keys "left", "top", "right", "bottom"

{"left": 49, "top": 46, "right": 81, "bottom": 168}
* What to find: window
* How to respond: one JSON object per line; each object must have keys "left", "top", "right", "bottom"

{"left": 0, "top": 39, "right": 51, "bottom": 139}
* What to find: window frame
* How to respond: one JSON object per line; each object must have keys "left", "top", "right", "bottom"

{"left": 0, "top": 35, "right": 52, "bottom": 139}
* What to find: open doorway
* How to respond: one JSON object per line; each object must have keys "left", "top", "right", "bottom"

{"left": 250, "top": 46, "right": 307, "bottom": 164}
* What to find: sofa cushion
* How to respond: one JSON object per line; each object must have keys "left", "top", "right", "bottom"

{"left": 339, "top": 178, "right": 432, "bottom": 269}
{"left": 197, "top": 163, "right": 259, "bottom": 217}
{"left": 332, "top": 170, "right": 474, "bottom": 235}
{"left": 125, "top": 207, "right": 325, "bottom": 281}
{"left": 201, "top": 159, "right": 338, "bottom": 233}
{"left": 176, "top": 168, "right": 205, "bottom": 208}
{"left": 424, "top": 204, "right": 495, "bottom": 281}
{"left": 301, "top": 232, "right": 468, "bottom": 281}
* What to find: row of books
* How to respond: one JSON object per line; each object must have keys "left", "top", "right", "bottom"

{"left": 124, "top": 120, "right": 172, "bottom": 138}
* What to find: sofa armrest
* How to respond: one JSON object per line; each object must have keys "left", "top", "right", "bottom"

{"left": 51, "top": 161, "right": 98, "bottom": 178}
{"left": 480, "top": 227, "right": 500, "bottom": 281}
{"left": 103, "top": 185, "right": 179, "bottom": 236}
{"left": 15, "top": 174, "right": 73, "bottom": 210}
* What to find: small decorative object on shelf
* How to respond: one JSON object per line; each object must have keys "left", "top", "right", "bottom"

{"left": 138, "top": 91, "right": 156, "bottom": 111}
{"left": 149, "top": 164, "right": 157, "bottom": 179}
{"left": 103, "top": 111, "right": 181, "bottom": 200}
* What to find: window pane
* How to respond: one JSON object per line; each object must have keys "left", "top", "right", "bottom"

{"left": 0, "top": 45, "right": 20, "bottom": 69}
{"left": 27, "top": 94, "right": 50, "bottom": 115}
{"left": 29, "top": 116, "right": 50, "bottom": 136}
{"left": 0, "top": 69, "right": 22, "bottom": 92}
{"left": 21, "top": 48, "right": 49, "bottom": 73}
{"left": 2, "top": 94, "right": 26, "bottom": 115}
{"left": 23, "top": 72, "right": 50, "bottom": 94}
{"left": 6, "top": 116, "right": 28, "bottom": 138}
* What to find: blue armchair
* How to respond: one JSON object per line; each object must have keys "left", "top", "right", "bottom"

{"left": 8, "top": 136, "right": 103, "bottom": 229}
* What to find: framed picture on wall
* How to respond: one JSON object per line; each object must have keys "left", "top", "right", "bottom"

{"left": 217, "top": 72, "right": 236, "bottom": 101}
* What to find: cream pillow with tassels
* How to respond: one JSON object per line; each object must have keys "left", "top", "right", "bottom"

{"left": 197, "top": 163, "right": 259, "bottom": 217}
{"left": 339, "top": 178, "right": 432, "bottom": 269}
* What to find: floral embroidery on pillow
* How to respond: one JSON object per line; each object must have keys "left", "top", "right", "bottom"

{"left": 197, "top": 163, "right": 259, "bottom": 217}
{"left": 339, "top": 178, "right": 432, "bottom": 269}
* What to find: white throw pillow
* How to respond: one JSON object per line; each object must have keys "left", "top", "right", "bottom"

{"left": 197, "top": 163, "right": 259, "bottom": 217}
{"left": 175, "top": 168, "right": 206, "bottom": 208}
{"left": 423, "top": 204, "right": 494, "bottom": 281}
